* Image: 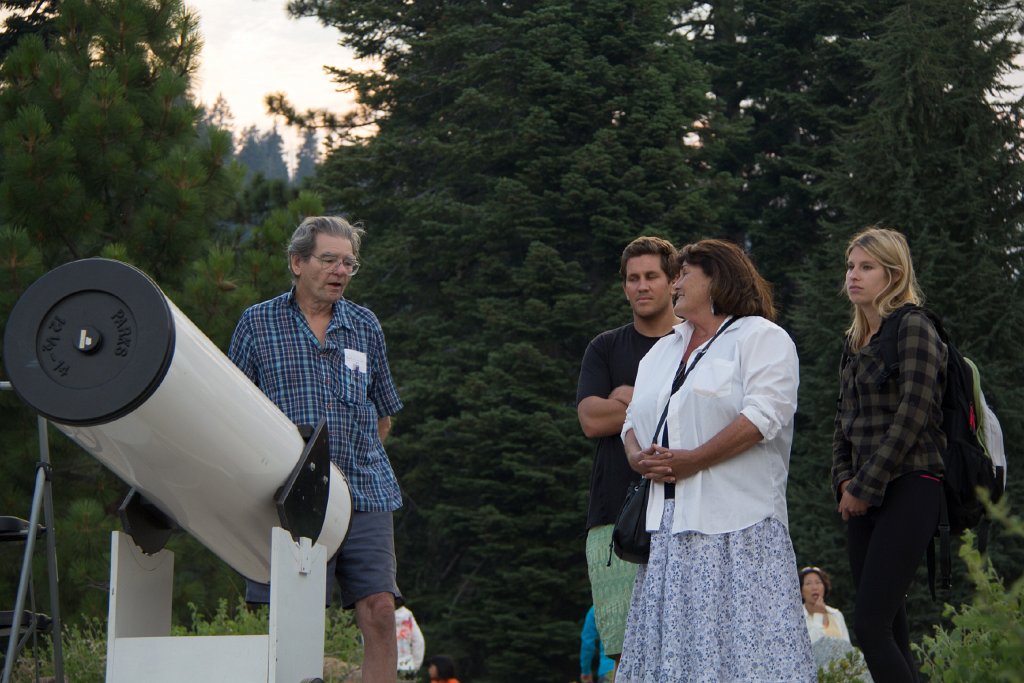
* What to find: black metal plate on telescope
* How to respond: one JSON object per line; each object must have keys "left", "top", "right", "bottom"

{"left": 2, "top": 259, "right": 175, "bottom": 426}
{"left": 275, "top": 419, "right": 332, "bottom": 543}
{"left": 118, "top": 488, "right": 178, "bottom": 555}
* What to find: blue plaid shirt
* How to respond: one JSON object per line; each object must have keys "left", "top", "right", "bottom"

{"left": 229, "top": 290, "right": 403, "bottom": 512}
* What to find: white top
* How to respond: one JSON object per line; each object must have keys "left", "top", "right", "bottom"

{"left": 804, "top": 605, "right": 851, "bottom": 643}
{"left": 395, "top": 606, "right": 425, "bottom": 672}
{"left": 623, "top": 315, "right": 799, "bottom": 535}
{"left": 977, "top": 384, "right": 1007, "bottom": 487}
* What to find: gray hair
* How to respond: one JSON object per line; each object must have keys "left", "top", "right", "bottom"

{"left": 287, "top": 216, "right": 365, "bottom": 280}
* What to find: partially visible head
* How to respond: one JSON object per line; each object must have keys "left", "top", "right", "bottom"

{"left": 676, "top": 239, "right": 776, "bottom": 320}
{"left": 427, "top": 655, "right": 458, "bottom": 680}
{"left": 287, "top": 216, "right": 365, "bottom": 282}
{"left": 799, "top": 566, "right": 832, "bottom": 604}
{"left": 619, "top": 236, "right": 679, "bottom": 282}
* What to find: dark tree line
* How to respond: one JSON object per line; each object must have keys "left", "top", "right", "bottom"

{"left": 1, "top": 1, "right": 1023, "bottom": 681}
{"left": 199, "top": 94, "right": 322, "bottom": 185}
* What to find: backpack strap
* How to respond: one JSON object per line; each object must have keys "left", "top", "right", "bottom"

{"left": 876, "top": 304, "right": 939, "bottom": 382}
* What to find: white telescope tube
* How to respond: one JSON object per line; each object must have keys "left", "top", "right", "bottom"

{"left": 3, "top": 259, "right": 351, "bottom": 583}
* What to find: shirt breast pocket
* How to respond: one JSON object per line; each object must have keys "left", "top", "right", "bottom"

{"left": 690, "top": 358, "right": 735, "bottom": 398}
{"left": 339, "top": 365, "right": 369, "bottom": 405}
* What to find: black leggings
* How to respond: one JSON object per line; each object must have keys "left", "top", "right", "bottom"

{"left": 847, "top": 472, "right": 940, "bottom": 683}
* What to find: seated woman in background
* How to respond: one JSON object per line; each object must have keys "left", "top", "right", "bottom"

{"left": 800, "top": 566, "right": 850, "bottom": 643}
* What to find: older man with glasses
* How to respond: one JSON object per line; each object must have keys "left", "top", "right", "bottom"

{"left": 229, "top": 215, "right": 404, "bottom": 683}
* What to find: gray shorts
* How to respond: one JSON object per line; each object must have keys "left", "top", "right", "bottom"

{"left": 245, "top": 510, "right": 402, "bottom": 609}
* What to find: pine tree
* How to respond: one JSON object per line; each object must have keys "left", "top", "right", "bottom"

{"left": 289, "top": 1, "right": 728, "bottom": 679}
{"left": 260, "top": 126, "right": 290, "bottom": 182}
{"left": 293, "top": 128, "right": 320, "bottom": 184}
{"left": 203, "top": 93, "right": 235, "bottom": 131}
{"left": 0, "top": 226, "right": 46, "bottom": 546}
{"left": 198, "top": 92, "right": 237, "bottom": 152}
{"left": 235, "top": 125, "right": 263, "bottom": 179}
{"left": 793, "top": 0, "right": 1024, "bottom": 638}
{"left": 682, "top": 0, "right": 896, "bottom": 313}
{"left": 678, "top": 0, "right": 935, "bottom": 621}
{"left": 235, "top": 124, "right": 290, "bottom": 183}
{"left": 0, "top": 0, "right": 237, "bottom": 284}
{"left": 675, "top": 0, "right": 1019, "bottom": 634}
{"left": 0, "top": 0, "right": 241, "bottom": 625}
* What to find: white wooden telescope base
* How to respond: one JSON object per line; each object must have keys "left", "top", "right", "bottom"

{"left": 105, "top": 528, "right": 327, "bottom": 683}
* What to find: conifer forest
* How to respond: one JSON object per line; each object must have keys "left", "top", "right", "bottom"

{"left": 1, "top": 1, "right": 1023, "bottom": 681}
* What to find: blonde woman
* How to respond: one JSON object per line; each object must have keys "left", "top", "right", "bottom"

{"left": 833, "top": 227, "right": 945, "bottom": 682}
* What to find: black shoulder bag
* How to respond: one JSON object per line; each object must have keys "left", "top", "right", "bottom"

{"left": 611, "top": 316, "right": 741, "bottom": 563}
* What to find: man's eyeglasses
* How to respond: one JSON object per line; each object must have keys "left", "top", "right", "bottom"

{"left": 310, "top": 253, "right": 360, "bottom": 274}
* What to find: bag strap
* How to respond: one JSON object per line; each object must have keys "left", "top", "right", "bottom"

{"left": 653, "top": 315, "right": 742, "bottom": 446}
{"left": 878, "top": 304, "right": 952, "bottom": 383}
{"left": 877, "top": 304, "right": 918, "bottom": 381}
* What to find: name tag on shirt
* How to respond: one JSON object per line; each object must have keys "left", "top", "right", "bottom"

{"left": 344, "top": 348, "right": 368, "bottom": 373}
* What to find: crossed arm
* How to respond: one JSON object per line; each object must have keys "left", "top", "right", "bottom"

{"left": 577, "top": 385, "right": 635, "bottom": 438}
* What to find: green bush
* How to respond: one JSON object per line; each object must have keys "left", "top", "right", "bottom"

{"left": 7, "top": 598, "right": 363, "bottom": 683}
{"left": 171, "top": 598, "right": 271, "bottom": 637}
{"left": 816, "top": 648, "right": 871, "bottom": 683}
{"left": 7, "top": 617, "right": 107, "bottom": 683}
{"left": 914, "top": 496, "right": 1024, "bottom": 682}
{"left": 322, "top": 606, "right": 364, "bottom": 681}
{"left": 177, "top": 598, "right": 364, "bottom": 682}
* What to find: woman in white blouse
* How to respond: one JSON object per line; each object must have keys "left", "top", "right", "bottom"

{"left": 799, "top": 566, "right": 850, "bottom": 643}
{"left": 617, "top": 239, "right": 814, "bottom": 682}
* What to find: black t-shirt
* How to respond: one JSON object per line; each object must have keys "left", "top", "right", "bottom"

{"left": 576, "top": 323, "right": 666, "bottom": 529}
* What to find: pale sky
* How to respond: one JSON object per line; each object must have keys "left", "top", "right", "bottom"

{"left": 182, "top": 2, "right": 1023, "bottom": 171}
{"left": 187, "top": 0, "right": 363, "bottom": 170}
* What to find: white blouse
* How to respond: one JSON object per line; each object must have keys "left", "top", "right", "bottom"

{"left": 804, "top": 605, "right": 851, "bottom": 643}
{"left": 622, "top": 315, "right": 799, "bottom": 535}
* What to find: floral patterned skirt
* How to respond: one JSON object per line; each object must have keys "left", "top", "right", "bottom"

{"left": 617, "top": 501, "right": 815, "bottom": 683}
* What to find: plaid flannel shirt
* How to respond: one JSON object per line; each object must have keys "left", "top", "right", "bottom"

{"left": 832, "top": 309, "right": 946, "bottom": 506}
{"left": 229, "top": 290, "right": 403, "bottom": 512}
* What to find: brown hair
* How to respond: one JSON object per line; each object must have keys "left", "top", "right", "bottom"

{"left": 619, "top": 236, "right": 679, "bottom": 282}
{"left": 677, "top": 239, "right": 776, "bottom": 321}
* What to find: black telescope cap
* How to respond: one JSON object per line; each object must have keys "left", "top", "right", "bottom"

{"left": 3, "top": 258, "right": 175, "bottom": 426}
